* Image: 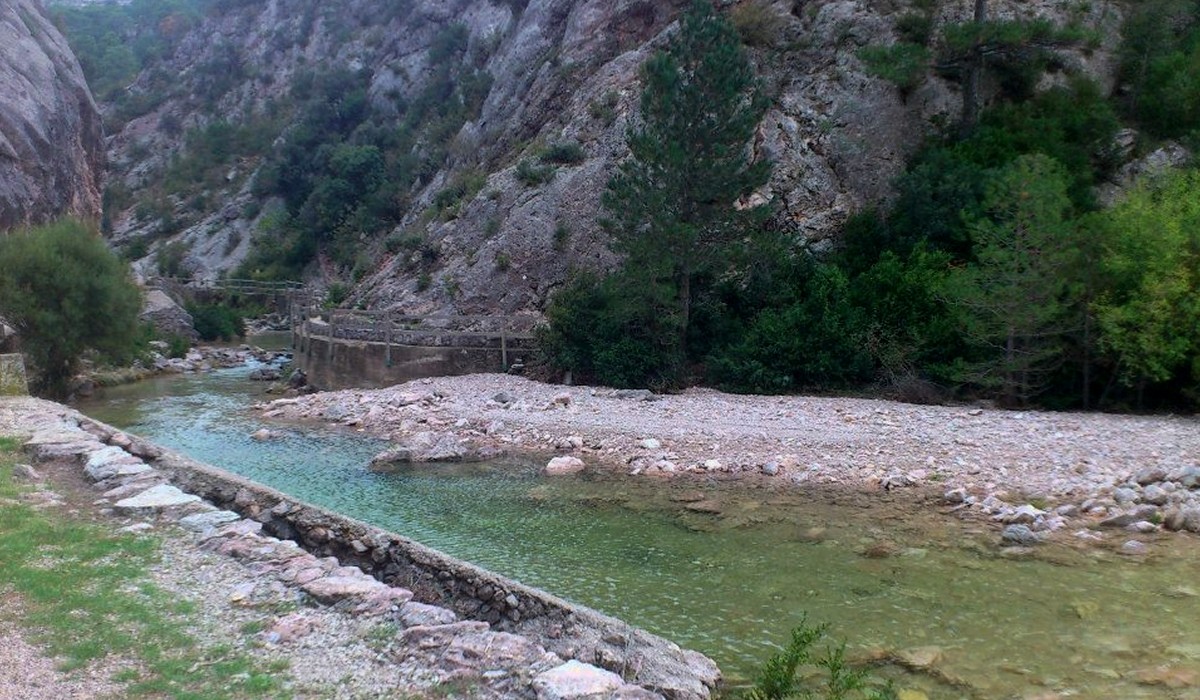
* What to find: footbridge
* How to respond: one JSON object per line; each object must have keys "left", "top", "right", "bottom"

{"left": 152, "top": 278, "right": 538, "bottom": 389}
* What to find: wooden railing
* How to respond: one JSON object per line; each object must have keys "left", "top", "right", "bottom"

{"left": 150, "top": 277, "right": 539, "bottom": 370}
{"left": 299, "top": 308, "right": 537, "bottom": 369}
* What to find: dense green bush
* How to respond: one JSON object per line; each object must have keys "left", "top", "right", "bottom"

{"left": 709, "top": 264, "right": 872, "bottom": 393}
{"left": 0, "top": 220, "right": 142, "bottom": 396}
{"left": 186, "top": 302, "right": 245, "bottom": 341}
{"left": 538, "top": 273, "right": 683, "bottom": 389}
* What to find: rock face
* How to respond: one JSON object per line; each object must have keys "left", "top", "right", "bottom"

{"left": 140, "top": 289, "right": 199, "bottom": 341}
{"left": 95, "top": 0, "right": 1126, "bottom": 309}
{"left": 0, "top": 0, "right": 103, "bottom": 230}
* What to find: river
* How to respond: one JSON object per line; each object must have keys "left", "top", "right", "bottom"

{"left": 76, "top": 341, "right": 1200, "bottom": 699}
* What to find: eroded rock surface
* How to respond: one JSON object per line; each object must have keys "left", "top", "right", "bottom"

{"left": 0, "top": 0, "right": 102, "bottom": 229}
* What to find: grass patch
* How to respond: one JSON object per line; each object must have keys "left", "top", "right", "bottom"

{"left": 0, "top": 438, "right": 288, "bottom": 698}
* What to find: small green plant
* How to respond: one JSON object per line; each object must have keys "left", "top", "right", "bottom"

{"left": 386, "top": 233, "right": 423, "bottom": 255}
{"left": 553, "top": 222, "right": 571, "bottom": 251}
{"left": 858, "top": 43, "right": 931, "bottom": 95}
{"left": 540, "top": 141, "right": 587, "bottom": 165}
{"left": 588, "top": 90, "right": 620, "bottom": 124}
{"left": 744, "top": 617, "right": 896, "bottom": 700}
{"left": 484, "top": 216, "right": 501, "bottom": 236}
{"left": 442, "top": 275, "right": 461, "bottom": 298}
{"left": 326, "top": 282, "right": 349, "bottom": 308}
{"left": 416, "top": 272, "right": 432, "bottom": 291}
{"left": 516, "top": 158, "right": 555, "bottom": 187}
{"left": 495, "top": 252, "right": 511, "bottom": 271}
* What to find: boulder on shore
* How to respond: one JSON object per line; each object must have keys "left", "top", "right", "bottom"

{"left": 544, "top": 456, "right": 585, "bottom": 476}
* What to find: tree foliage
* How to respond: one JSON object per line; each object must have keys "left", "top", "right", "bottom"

{"left": 941, "top": 155, "right": 1079, "bottom": 406}
{"left": 0, "top": 221, "right": 142, "bottom": 397}
{"left": 1090, "top": 169, "right": 1200, "bottom": 395}
{"left": 1117, "top": 0, "right": 1200, "bottom": 139}
{"left": 584, "top": 0, "right": 770, "bottom": 383}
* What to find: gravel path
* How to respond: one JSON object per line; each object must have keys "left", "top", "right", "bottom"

{"left": 265, "top": 374, "right": 1199, "bottom": 498}
{"left": 0, "top": 613, "right": 124, "bottom": 700}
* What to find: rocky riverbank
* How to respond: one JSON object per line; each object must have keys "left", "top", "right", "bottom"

{"left": 0, "top": 397, "right": 718, "bottom": 699}
{"left": 80, "top": 344, "right": 289, "bottom": 393}
{"left": 255, "top": 374, "right": 1200, "bottom": 548}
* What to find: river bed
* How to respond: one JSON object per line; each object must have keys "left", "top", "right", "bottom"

{"left": 75, "top": 350, "right": 1200, "bottom": 699}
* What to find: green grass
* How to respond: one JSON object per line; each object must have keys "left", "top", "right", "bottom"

{"left": 0, "top": 437, "right": 289, "bottom": 699}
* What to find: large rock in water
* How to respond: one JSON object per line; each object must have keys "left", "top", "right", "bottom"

{"left": 0, "top": 0, "right": 103, "bottom": 229}
{"left": 369, "top": 431, "right": 502, "bottom": 469}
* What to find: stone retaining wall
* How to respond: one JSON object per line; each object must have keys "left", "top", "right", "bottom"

{"left": 76, "top": 414, "right": 720, "bottom": 699}
{"left": 0, "top": 354, "right": 28, "bottom": 396}
{"left": 295, "top": 329, "right": 532, "bottom": 391}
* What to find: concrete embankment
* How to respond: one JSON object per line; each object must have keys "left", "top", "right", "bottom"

{"left": 0, "top": 396, "right": 720, "bottom": 700}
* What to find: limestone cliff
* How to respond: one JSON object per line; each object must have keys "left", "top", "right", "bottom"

{"left": 0, "top": 0, "right": 103, "bottom": 230}
{"left": 90, "top": 0, "right": 1124, "bottom": 313}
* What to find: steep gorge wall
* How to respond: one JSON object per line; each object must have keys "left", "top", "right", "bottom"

{"left": 0, "top": 0, "right": 103, "bottom": 230}
{"left": 95, "top": 0, "right": 1125, "bottom": 312}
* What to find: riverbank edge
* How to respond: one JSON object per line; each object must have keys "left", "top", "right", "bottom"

{"left": 1, "top": 396, "right": 721, "bottom": 700}
{"left": 255, "top": 373, "right": 1200, "bottom": 550}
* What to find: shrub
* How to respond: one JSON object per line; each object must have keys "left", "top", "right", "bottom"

{"left": 538, "top": 272, "right": 684, "bottom": 389}
{"left": 710, "top": 265, "right": 873, "bottom": 393}
{"left": 0, "top": 220, "right": 142, "bottom": 396}
{"left": 553, "top": 222, "right": 570, "bottom": 251}
{"left": 326, "top": 282, "right": 349, "bottom": 308}
{"left": 155, "top": 240, "right": 192, "bottom": 278}
{"left": 587, "top": 90, "right": 619, "bottom": 124}
{"left": 164, "top": 334, "right": 191, "bottom": 359}
{"left": 539, "top": 141, "right": 586, "bottom": 165}
{"left": 495, "top": 252, "right": 511, "bottom": 272}
{"left": 858, "top": 43, "right": 931, "bottom": 95}
{"left": 729, "top": 0, "right": 784, "bottom": 47}
{"left": 515, "top": 158, "right": 555, "bottom": 186}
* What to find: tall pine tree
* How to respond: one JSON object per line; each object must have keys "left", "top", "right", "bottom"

{"left": 601, "top": 0, "right": 770, "bottom": 362}
{"left": 942, "top": 154, "right": 1078, "bottom": 406}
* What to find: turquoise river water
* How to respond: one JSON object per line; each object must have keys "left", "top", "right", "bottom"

{"left": 76, "top": 348, "right": 1200, "bottom": 699}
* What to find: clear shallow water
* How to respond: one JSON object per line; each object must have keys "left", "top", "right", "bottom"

{"left": 77, "top": 356, "right": 1200, "bottom": 699}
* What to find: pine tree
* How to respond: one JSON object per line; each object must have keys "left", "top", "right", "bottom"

{"left": 601, "top": 0, "right": 770, "bottom": 363}
{"left": 942, "top": 154, "right": 1078, "bottom": 406}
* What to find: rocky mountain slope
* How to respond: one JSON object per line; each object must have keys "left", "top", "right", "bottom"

{"left": 89, "top": 0, "right": 1125, "bottom": 313}
{"left": 0, "top": 0, "right": 103, "bottom": 230}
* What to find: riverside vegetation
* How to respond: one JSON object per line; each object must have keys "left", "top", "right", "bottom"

{"left": 540, "top": 0, "right": 1200, "bottom": 412}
